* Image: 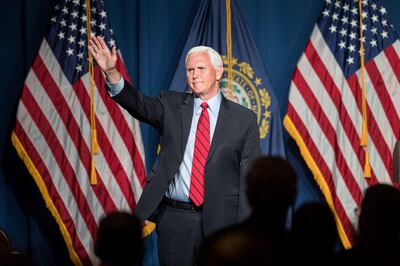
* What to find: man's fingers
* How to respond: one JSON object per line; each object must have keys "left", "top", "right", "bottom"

{"left": 88, "top": 45, "right": 97, "bottom": 58}
{"left": 91, "top": 35, "right": 104, "bottom": 52}
{"left": 89, "top": 39, "right": 96, "bottom": 50}
{"left": 89, "top": 38, "right": 101, "bottom": 56}
{"left": 94, "top": 36, "right": 108, "bottom": 52}
{"left": 111, "top": 46, "right": 117, "bottom": 57}
{"left": 98, "top": 36, "right": 108, "bottom": 50}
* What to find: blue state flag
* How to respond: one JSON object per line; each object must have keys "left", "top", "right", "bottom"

{"left": 169, "top": 0, "right": 285, "bottom": 157}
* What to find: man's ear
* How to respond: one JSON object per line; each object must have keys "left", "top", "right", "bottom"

{"left": 215, "top": 66, "right": 224, "bottom": 80}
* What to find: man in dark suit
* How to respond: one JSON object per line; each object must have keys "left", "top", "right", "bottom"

{"left": 89, "top": 35, "right": 261, "bottom": 266}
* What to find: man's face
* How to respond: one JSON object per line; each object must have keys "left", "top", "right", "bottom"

{"left": 186, "top": 52, "right": 223, "bottom": 100}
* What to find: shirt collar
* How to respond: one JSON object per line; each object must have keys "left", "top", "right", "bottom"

{"left": 194, "top": 91, "right": 222, "bottom": 115}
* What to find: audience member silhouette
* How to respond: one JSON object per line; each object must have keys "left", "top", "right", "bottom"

{"left": 291, "top": 202, "right": 339, "bottom": 265}
{"left": 0, "top": 228, "right": 31, "bottom": 266}
{"left": 334, "top": 183, "right": 400, "bottom": 265}
{"left": 95, "top": 211, "right": 144, "bottom": 266}
{"left": 199, "top": 156, "right": 297, "bottom": 266}
{"left": 0, "top": 228, "right": 10, "bottom": 264}
{"left": 198, "top": 225, "right": 271, "bottom": 266}
{"left": 245, "top": 156, "right": 297, "bottom": 235}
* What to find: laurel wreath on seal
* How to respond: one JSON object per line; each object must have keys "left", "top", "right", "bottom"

{"left": 238, "top": 62, "right": 254, "bottom": 79}
{"left": 258, "top": 89, "right": 271, "bottom": 139}
{"left": 222, "top": 55, "right": 271, "bottom": 139}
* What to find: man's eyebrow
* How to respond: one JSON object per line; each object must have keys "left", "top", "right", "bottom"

{"left": 187, "top": 65, "right": 208, "bottom": 68}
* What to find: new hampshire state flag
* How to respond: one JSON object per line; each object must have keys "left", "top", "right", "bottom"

{"left": 170, "top": 0, "right": 285, "bottom": 156}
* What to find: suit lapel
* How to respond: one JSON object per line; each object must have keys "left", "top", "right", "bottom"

{"left": 180, "top": 94, "right": 194, "bottom": 158}
{"left": 207, "top": 96, "right": 230, "bottom": 162}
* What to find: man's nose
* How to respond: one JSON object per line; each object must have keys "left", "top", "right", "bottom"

{"left": 193, "top": 69, "right": 198, "bottom": 78}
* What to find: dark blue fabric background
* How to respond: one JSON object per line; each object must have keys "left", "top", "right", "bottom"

{"left": 1, "top": 1, "right": 399, "bottom": 264}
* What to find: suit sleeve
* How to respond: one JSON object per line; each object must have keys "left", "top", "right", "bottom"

{"left": 238, "top": 113, "right": 261, "bottom": 219}
{"left": 111, "top": 80, "right": 164, "bottom": 130}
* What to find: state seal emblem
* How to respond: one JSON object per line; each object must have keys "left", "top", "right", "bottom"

{"left": 219, "top": 55, "right": 271, "bottom": 139}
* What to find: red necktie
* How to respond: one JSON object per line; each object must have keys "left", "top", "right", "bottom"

{"left": 189, "top": 102, "right": 210, "bottom": 206}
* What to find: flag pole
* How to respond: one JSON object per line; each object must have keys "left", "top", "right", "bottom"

{"left": 86, "top": 0, "right": 99, "bottom": 185}
{"left": 226, "top": 0, "right": 234, "bottom": 100}
{"left": 358, "top": 0, "right": 371, "bottom": 178}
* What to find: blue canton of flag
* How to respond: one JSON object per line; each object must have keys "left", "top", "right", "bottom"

{"left": 319, "top": 0, "right": 398, "bottom": 77}
{"left": 47, "top": 0, "right": 116, "bottom": 83}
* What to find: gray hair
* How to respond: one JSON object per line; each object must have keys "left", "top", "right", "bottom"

{"left": 185, "top": 46, "right": 223, "bottom": 68}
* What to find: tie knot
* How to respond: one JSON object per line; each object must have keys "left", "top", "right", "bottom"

{"left": 201, "top": 102, "right": 208, "bottom": 110}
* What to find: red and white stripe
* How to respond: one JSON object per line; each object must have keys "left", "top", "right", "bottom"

{"left": 285, "top": 26, "right": 400, "bottom": 247}
{"left": 13, "top": 39, "right": 146, "bottom": 265}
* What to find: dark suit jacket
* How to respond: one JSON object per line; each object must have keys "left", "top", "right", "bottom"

{"left": 113, "top": 82, "right": 261, "bottom": 236}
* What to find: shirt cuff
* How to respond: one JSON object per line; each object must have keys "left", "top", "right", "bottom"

{"left": 106, "top": 77, "right": 124, "bottom": 96}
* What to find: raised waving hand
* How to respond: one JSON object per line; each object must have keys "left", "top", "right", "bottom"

{"left": 88, "top": 35, "right": 120, "bottom": 82}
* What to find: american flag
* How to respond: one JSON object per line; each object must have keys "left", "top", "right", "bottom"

{"left": 284, "top": 0, "right": 400, "bottom": 248}
{"left": 11, "top": 0, "right": 146, "bottom": 264}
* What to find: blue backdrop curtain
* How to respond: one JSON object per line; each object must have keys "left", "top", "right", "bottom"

{"left": 1, "top": 0, "right": 400, "bottom": 264}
